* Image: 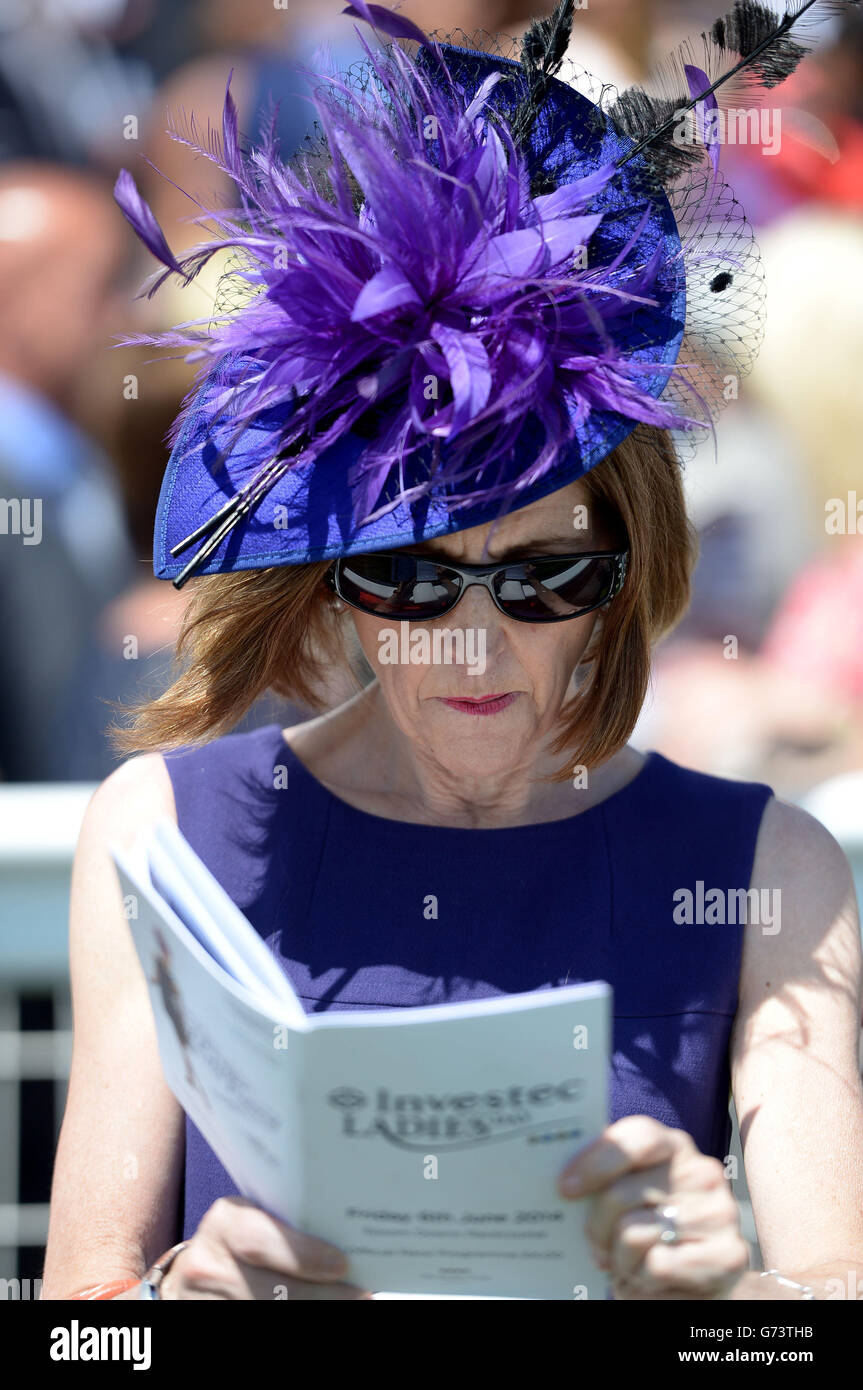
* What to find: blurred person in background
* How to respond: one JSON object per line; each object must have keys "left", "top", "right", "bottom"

{"left": 0, "top": 163, "right": 137, "bottom": 781}
{"left": 639, "top": 204, "right": 863, "bottom": 799}
{"left": 139, "top": 2, "right": 540, "bottom": 286}
{"left": 719, "top": 10, "right": 863, "bottom": 227}
{"left": 75, "top": 345, "right": 336, "bottom": 768}
{"left": 0, "top": 0, "right": 155, "bottom": 168}
{"left": 749, "top": 208, "right": 863, "bottom": 794}
{"left": 563, "top": 0, "right": 657, "bottom": 95}
{"left": 760, "top": 533, "right": 863, "bottom": 788}
{"left": 625, "top": 7, "right": 863, "bottom": 799}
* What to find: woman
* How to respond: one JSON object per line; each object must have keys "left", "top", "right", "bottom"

{"left": 43, "top": 1, "right": 863, "bottom": 1299}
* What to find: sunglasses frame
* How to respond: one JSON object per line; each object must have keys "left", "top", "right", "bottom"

{"left": 326, "top": 549, "right": 630, "bottom": 624}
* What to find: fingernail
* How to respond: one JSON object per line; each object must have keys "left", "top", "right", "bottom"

{"left": 559, "top": 1173, "right": 583, "bottom": 1196}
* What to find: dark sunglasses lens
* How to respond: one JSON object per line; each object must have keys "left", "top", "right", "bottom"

{"left": 336, "top": 554, "right": 461, "bottom": 618}
{"left": 493, "top": 556, "right": 617, "bottom": 621}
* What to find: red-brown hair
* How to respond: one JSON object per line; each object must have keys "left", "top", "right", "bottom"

{"left": 108, "top": 424, "right": 696, "bottom": 780}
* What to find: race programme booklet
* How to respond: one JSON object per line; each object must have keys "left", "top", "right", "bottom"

{"left": 111, "top": 817, "right": 611, "bottom": 1300}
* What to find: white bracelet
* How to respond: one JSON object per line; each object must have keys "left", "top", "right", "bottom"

{"left": 759, "top": 1268, "right": 815, "bottom": 1300}
{"left": 138, "top": 1241, "right": 188, "bottom": 1300}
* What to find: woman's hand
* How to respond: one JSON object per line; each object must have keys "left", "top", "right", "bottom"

{"left": 557, "top": 1116, "right": 750, "bottom": 1300}
{"left": 160, "top": 1197, "right": 372, "bottom": 1300}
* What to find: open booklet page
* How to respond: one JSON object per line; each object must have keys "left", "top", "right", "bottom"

{"left": 112, "top": 821, "right": 611, "bottom": 1299}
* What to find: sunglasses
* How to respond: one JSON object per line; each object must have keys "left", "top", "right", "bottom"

{"left": 326, "top": 549, "right": 629, "bottom": 624}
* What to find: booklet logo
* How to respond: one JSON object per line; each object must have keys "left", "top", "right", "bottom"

{"left": 327, "top": 1080, "right": 586, "bottom": 1149}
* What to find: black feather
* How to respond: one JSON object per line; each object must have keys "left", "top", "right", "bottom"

{"left": 608, "top": 0, "right": 862, "bottom": 185}
{"left": 510, "top": 0, "right": 576, "bottom": 150}
{"left": 710, "top": 0, "right": 810, "bottom": 87}
{"left": 521, "top": 0, "right": 574, "bottom": 74}
{"left": 711, "top": 1, "right": 805, "bottom": 86}
{"left": 607, "top": 88, "right": 706, "bottom": 185}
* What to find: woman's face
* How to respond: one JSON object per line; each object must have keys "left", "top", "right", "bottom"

{"left": 348, "top": 479, "right": 613, "bottom": 779}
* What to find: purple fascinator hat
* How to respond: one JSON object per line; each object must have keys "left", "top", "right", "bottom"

{"left": 114, "top": 0, "right": 848, "bottom": 587}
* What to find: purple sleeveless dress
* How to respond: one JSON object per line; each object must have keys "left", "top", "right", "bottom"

{"left": 162, "top": 723, "right": 773, "bottom": 1247}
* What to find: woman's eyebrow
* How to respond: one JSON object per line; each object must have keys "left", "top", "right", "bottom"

{"left": 410, "top": 538, "right": 597, "bottom": 562}
{"left": 486, "top": 538, "right": 594, "bottom": 557}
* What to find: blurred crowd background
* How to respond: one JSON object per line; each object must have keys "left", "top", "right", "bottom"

{"left": 0, "top": 0, "right": 862, "bottom": 800}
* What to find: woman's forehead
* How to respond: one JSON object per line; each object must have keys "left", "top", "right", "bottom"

{"left": 411, "top": 480, "right": 595, "bottom": 559}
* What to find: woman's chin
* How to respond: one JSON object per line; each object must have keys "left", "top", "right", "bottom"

{"left": 419, "top": 699, "right": 538, "bottom": 767}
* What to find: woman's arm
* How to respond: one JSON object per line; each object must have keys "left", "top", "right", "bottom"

{"left": 41, "top": 753, "right": 185, "bottom": 1299}
{"left": 730, "top": 796, "right": 863, "bottom": 1299}
{"left": 41, "top": 750, "right": 370, "bottom": 1302}
{"left": 557, "top": 794, "right": 863, "bottom": 1300}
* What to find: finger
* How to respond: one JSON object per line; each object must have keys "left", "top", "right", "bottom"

{"left": 559, "top": 1117, "right": 694, "bottom": 1198}
{"left": 203, "top": 1197, "right": 350, "bottom": 1283}
{"left": 617, "top": 1229, "right": 750, "bottom": 1300}
{"left": 611, "top": 1186, "right": 741, "bottom": 1281}
{"left": 159, "top": 1245, "right": 244, "bottom": 1301}
{"left": 582, "top": 1163, "right": 671, "bottom": 1254}
{"left": 162, "top": 1269, "right": 372, "bottom": 1301}
{"left": 161, "top": 1243, "right": 373, "bottom": 1301}
{"left": 585, "top": 1152, "right": 729, "bottom": 1256}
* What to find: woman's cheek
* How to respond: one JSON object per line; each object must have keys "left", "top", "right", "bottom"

{"left": 563, "top": 613, "right": 602, "bottom": 676}
{"left": 380, "top": 663, "right": 425, "bottom": 713}
{"left": 514, "top": 615, "right": 598, "bottom": 699}
{"left": 351, "top": 614, "right": 388, "bottom": 673}
{"left": 351, "top": 617, "right": 426, "bottom": 710}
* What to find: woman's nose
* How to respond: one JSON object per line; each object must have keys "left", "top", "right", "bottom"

{"left": 442, "top": 579, "right": 506, "bottom": 638}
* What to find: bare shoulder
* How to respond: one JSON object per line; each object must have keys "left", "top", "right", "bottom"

{"left": 741, "top": 794, "right": 861, "bottom": 1003}
{"left": 81, "top": 751, "right": 176, "bottom": 851}
{"left": 750, "top": 795, "right": 857, "bottom": 919}
{"left": 69, "top": 750, "right": 178, "bottom": 996}
{"left": 753, "top": 794, "right": 850, "bottom": 863}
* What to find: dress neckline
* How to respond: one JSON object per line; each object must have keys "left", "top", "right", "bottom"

{"left": 269, "top": 724, "right": 657, "bottom": 834}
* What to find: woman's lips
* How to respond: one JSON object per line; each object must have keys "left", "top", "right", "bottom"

{"left": 437, "top": 692, "right": 520, "bottom": 716}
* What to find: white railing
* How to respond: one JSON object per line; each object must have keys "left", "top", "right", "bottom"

{"left": 0, "top": 783, "right": 95, "bottom": 1284}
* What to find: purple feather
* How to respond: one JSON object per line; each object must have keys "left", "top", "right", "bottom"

{"left": 115, "top": 1, "right": 695, "bottom": 527}
{"left": 113, "top": 169, "right": 186, "bottom": 278}
{"left": 221, "top": 69, "right": 243, "bottom": 183}
{"left": 685, "top": 63, "right": 721, "bottom": 176}
{"left": 428, "top": 322, "right": 492, "bottom": 434}
{"left": 351, "top": 263, "right": 422, "bottom": 321}
{"left": 341, "top": 1, "right": 430, "bottom": 49}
